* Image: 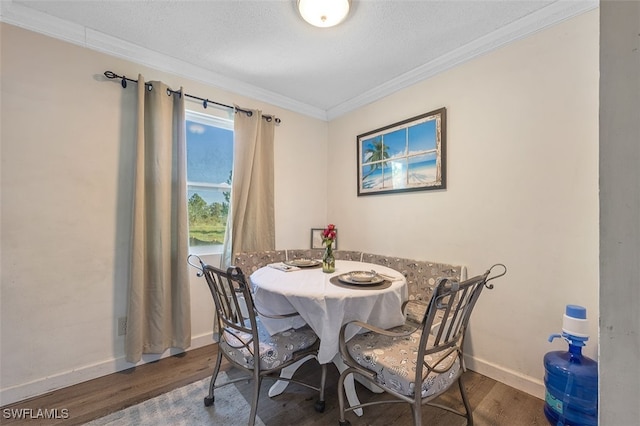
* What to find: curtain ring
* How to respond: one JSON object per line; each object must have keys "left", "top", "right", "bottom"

{"left": 121, "top": 76, "right": 127, "bottom": 89}
{"left": 203, "top": 99, "right": 208, "bottom": 109}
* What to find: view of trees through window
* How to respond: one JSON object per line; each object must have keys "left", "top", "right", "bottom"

{"left": 186, "top": 111, "right": 233, "bottom": 254}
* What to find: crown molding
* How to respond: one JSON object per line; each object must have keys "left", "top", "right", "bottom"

{"left": 1, "top": 0, "right": 596, "bottom": 122}
{"left": 325, "top": 0, "right": 599, "bottom": 120}
{"left": 0, "top": 0, "right": 328, "bottom": 121}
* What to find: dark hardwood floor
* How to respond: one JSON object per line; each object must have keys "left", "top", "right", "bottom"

{"left": 0, "top": 344, "right": 546, "bottom": 425}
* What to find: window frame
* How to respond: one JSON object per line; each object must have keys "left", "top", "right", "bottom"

{"left": 185, "top": 109, "right": 234, "bottom": 255}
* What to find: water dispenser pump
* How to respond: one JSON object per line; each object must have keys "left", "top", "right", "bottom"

{"left": 543, "top": 305, "right": 598, "bottom": 426}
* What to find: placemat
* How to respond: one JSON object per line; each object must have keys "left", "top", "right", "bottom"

{"left": 329, "top": 275, "right": 392, "bottom": 290}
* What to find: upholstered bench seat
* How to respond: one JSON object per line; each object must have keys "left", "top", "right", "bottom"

{"left": 232, "top": 250, "right": 287, "bottom": 274}
{"left": 233, "top": 249, "right": 465, "bottom": 325}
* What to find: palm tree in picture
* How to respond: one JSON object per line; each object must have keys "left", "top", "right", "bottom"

{"left": 362, "top": 136, "right": 389, "bottom": 182}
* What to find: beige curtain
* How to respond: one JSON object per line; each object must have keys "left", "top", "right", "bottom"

{"left": 222, "top": 108, "right": 276, "bottom": 266}
{"left": 125, "top": 75, "right": 191, "bottom": 363}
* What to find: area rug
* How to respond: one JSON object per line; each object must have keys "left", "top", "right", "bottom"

{"left": 84, "top": 372, "right": 265, "bottom": 426}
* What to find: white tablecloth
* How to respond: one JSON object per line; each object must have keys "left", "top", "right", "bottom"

{"left": 250, "top": 260, "right": 408, "bottom": 364}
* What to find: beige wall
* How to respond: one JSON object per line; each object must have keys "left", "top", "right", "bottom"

{"left": 1, "top": 9, "right": 601, "bottom": 405}
{"left": 0, "top": 23, "right": 328, "bottom": 404}
{"left": 328, "top": 10, "right": 599, "bottom": 397}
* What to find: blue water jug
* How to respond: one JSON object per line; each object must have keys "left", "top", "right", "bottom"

{"left": 543, "top": 305, "right": 598, "bottom": 426}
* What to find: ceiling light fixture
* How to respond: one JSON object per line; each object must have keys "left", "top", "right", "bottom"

{"left": 297, "top": 0, "right": 351, "bottom": 28}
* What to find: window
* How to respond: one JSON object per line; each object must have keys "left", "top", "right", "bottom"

{"left": 186, "top": 110, "right": 233, "bottom": 255}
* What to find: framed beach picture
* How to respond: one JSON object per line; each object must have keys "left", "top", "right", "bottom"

{"left": 357, "top": 108, "right": 446, "bottom": 196}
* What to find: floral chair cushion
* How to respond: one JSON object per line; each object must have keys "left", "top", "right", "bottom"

{"left": 346, "top": 324, "right": 460, "bottom": 398}
{"left": 220, "top": 318, "right": 318, "bottom": 371}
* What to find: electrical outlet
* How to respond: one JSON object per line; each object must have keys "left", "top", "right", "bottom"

{"left": 117, "top": 316, "right": 127, "bottom": 336}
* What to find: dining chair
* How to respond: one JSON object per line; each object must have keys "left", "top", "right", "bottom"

{"left": 337, "top": 264, "right": 507, "bottom": 426}
{"left": 187, "top": 255, "right": 327, "bottom": 426}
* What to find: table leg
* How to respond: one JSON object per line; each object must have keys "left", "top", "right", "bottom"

{"left": 268, "top": 354, "right": 314, "bottom": 397}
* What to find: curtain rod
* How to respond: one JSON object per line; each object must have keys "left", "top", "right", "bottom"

{"left": 103, "top": 71, "right": 281, "bottom": 124}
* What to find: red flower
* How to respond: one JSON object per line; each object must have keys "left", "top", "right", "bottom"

{"left": 322, "top": 224, "right": 337, "bottom": 246}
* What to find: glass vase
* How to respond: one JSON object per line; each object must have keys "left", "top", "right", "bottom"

{"left": 322, "top": 244, "right": 335, "bottom": 273}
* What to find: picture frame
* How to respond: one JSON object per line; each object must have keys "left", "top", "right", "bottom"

{"left": 357, "top": 107, "right": 446, "bottom": 196}
{"left": 310, "top": 228, "right": 338, "bottom": 249}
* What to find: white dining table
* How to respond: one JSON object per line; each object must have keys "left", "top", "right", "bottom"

{"left": 250, "top": 259, "right": 408, "bottom": 415}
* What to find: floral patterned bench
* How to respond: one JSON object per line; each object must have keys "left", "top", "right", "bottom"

{"left": 232, "top": 250, "right": 466, "bottom": 319}
{"left": 232, "top": 250, "right": 288, "bottom": 274}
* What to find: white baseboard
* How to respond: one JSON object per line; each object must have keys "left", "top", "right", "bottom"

{"left": 464, "top": 354, "right": 545, "bottom": 400}
{"left": 0, "top": 333, "right": 215, "bottom": 406}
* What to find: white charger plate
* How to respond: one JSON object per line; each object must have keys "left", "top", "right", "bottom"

{"left": 338, "top": 273, "right": 385, "bottom": 286}
{"left": 284, "top": 258, "right": 320, "bottom": 267}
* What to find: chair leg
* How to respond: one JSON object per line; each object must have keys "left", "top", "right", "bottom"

{"left": 458, "top": 376, "right": 474, "bottom": 426}
{"left": 248, "top": 371, "right": 262, "bottom": 426}
{"left": 337, "top": 369, "right": 351, "bottom": 426}
{"left": 204, "top": 350, "right": 224, "bottom": 406}
{"left": 411, "top": 401, "right": 422, "bottom": 426}
{"left": 314, "top": 363, "right": 327, "bottom": 412}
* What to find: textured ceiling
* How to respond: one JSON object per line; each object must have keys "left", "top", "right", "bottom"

{"left": 1, "top": 0, "right": 597, "bottom": 119}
